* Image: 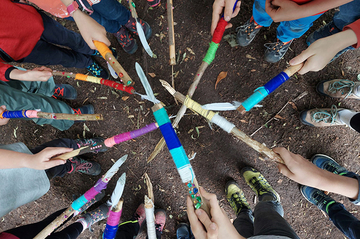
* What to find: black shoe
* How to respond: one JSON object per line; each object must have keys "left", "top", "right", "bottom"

{"left": 68, "top": 157, "right": 101, "bottom": 176}
{"left": 113, "top": 27, "right": 138, "bottom": 54}
{"left": 87, "top": 60, "right": 109, "bottom": 79}
{"left": 236, "top": 16, "right": 262, "bottom": 47}
{"left": 53, "top": 84, "right": 77, "bottom": 100}
{"left": 125, "top": 16, "right": 152, "bottom": 40}
{"left": 72, "top": 105, "right": 94, "bottom": 115}
{"left": 74, "top": 137, "right": 108, "bottom": 153}
{"left": 147, "top": 0, "right": 161, "bottom": 7}
{"left": 264, "top": 39, "right": 293, "bottom": 63}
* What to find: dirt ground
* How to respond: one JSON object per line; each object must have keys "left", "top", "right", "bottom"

{"left": 1, "top": 0, "right": 360, "bottom": 238}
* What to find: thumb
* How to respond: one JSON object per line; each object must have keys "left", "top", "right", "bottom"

{"left": 207, "top": 222, "right": 218, "bottom": 239}
{"left": 224, "top": 0, "right": 236, "bottom": 21}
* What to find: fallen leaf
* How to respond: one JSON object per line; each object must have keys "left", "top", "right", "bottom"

{"left": 97, "top": 96, "right": 107, "bottom": 99}
{"left": 251, "top": 69, "right": 256, "bottom": 72}
{"left": 148, "top": 73, "right": 156, "bottom": 78}
{"left": 288, "top": 102, "right": 297, "bottom": 110}
{"left": 240, "top": 119, "right": 248, "bottom": 123}
{"left": 186, "top": 47, "right": 195, "bottom": 55}
{"left": 275, "top": 114, "right": 285, "bottom": 120}
{"left": 128, "top": 115, "right": 135, "bottom": 118}
{"left": 215, "top": 71, "right": 227, "bottom": 89}
{"left": 246, "top": 54, "right": 256, "bottom": 60}
{"left": 122, "top": 96, "right": 129, "bottom": 101}
{"left": 223, "top": 34, "right": 239, "bottom": 48}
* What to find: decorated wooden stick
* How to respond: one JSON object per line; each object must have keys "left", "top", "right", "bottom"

{"left": 53, "top": 71, "right": 135, "bottom": 94}
{"left": 167, "top": 0, "right": 176, "bottom": 65}
{"left": 147, "top": 1, "right": 239, "bottom": 163}
{"left": 0, "top": 110, "right": 103, "bottom": 121}
{"left": 136, "top": 62, "right": 210, "bottom": 215}
{"left": 93, "top": 41, "right": 133, "bottom": 86}
{"left": 53, "top": 123, "right": 159, "bottom": 161}
{"left": 34, "top": 155, "right": 127, "bottom": 239}
{"left": 160, "top": 80, "right": 284, "bottom": 164}
{"left": 237, "top": 64, "right": 303, "bottom": 114}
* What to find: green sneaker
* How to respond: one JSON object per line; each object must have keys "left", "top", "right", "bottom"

{"left": 241, "top": 167, "right": 280, "bottom": 202}
{"left": 225, "top": 180, "right": 250, "bottom": 216}
{"left": 300, "top": 185, "right": 336, "bottom": 214}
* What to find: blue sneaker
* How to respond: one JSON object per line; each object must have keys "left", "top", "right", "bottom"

{"left": 177, "top": 223, "right": 193, "bottom": 239}
{"left": 300, "top": 185, "right": 336, "bottom": 214}
{"left": 312, "top": 154, "right": 349, "bottom": 175}
{"left": 53, "top": 84, "right": 77, "bottom": 100}
{"left": 87, "top": 60, "right": 109, "bottom": 79}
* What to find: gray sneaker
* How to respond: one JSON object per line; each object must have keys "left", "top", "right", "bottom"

{"left": 317, "top": 79, "right": 360, "bottom": 100}
{"left": 80, "top": 203, "right": 109, "bottom": 231}
{"left": 264, "top": 39, "right": 293, "bottom": 63}
{"left": 236, "top": 16, "right": 262, "bottom": 47}
{"left": 300, "top": 105, "right": 348, "bottom": 127}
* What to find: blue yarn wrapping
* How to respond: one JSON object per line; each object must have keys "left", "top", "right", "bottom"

{"left": 159, "top": 123, "right": 182, "bottom": 150}
{"left": 71, "top": 195, "right": 87, "bottom": 211}
{"left": 2, "top": 110, "right": 27, "bottom": 118}
{"left": 103, "top": 225, "right": 118, "bottom": 239}
{"left": 263, "top": 72, "right": 289, "bottom": 94}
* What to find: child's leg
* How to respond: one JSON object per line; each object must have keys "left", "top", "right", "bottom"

{"left": 21, "top": 12, "right": 94, "bottom": 69}
{"left": 115, "top": 221, "right": 140, "bottom": 239}
{"left": 333, "top": 0, "right": 360, "bottom": 30}
{"left": 232, "top": 209, "right": 255, "bottom": 238}
{"left": 327, "top": 202, "right": 360, "bottom": 239}
{"left": 253, "top": 201, "right": 299, "bottom": 238}
{"left": 0, "top": 84, "right": 74, "bottom": 131}
{"left": 47, "top": 222, "right": 83, "bottom": 239}
{"left": 252, "top": 0, "right": 273, "bottom": 27}
{"left": 276, "top": 14, "right": 323, "bottom": 42}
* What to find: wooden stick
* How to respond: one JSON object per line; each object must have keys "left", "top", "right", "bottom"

{"left": 144, "top": 173, "right": 154, "bottom": 202}
{"left": 161, "top": 80, "right": 284, "bottom": 164}
{"left": 113, "top": 200, "right": 124, "bottom": 213}
{"left": 128, "top": 0, "right": 138, "bottom": 19}
{"left": 52, "top": 147, "right": 88, "bottom": 160}
{"left": 167, "top": 0, "right": 176, "bottom": 65}
{"left": 93, "top": 41, "right": 133, "bottom": 86}
{"left": 37, "top": 112, "right": 103, "bottom": 121}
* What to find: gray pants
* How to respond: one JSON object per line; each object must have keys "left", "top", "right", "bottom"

{"left": 233, "top": 201, "right": 299, "bottom": 239}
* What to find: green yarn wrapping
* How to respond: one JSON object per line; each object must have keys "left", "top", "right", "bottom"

{"left": 203, "top": 42, "right": 219, "bottom": 65}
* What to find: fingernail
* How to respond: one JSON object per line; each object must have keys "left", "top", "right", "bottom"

{"left": 210, "top": 223, "right": 216, "bottom": 230}
{"left": 225, "top": 16, "right": 230, "bottom": 21}
{"left": 195, "top": 210, "right": 202, "bottom": 216}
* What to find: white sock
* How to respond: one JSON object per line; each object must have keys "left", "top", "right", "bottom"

{"left": 76, "top": 218, "right": 88, "bottom": 232}
{"left": 338, "top": 109, "right": 357, "bottom": 129}
{"left": 355, "top": 85, "right": 360, "bottom": 96}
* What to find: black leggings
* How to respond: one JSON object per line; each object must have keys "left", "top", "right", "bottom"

{"left": 4, "top": 209, "right": 83, "bottom": 239}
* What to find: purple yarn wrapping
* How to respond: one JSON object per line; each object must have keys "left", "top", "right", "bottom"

{"left": 113, "top": 132, "right": 132, "bottom": 144}
{"left": 94, "top": 178, "right": 108, "bottom": 192}
{"left": 114, "top": 122, "right": 158, "bottom": 144}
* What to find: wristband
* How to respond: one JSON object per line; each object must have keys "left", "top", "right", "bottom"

{"left": 67, "top": 1, "right": 79, "bottom": 16}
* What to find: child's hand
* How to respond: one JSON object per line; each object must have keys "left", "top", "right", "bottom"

{"left": 0, "top": 105, "right": 10, "bottom": 126}
{"left": 265, "top": 0, "right": 302, "bottom": 22}
{"left": 26, "top": 147, "right": 72, "bottom": 170}
{"left": 187, "top": 187, "right": 245, "bottom": 239}
{"left": 9, "top": 67, "right": 53, "bottom": 82}
{"left": 211, "top": 0, "right": 241, "bottom": 35}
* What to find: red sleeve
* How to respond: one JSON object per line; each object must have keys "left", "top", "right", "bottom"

{"left": 343, "top": 19, "right": 360, "bottom": 49}
{"left": 0, "top": 61, "right": 15, "bottom": 82}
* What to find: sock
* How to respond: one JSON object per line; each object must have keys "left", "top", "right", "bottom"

{"left": 338, "top": 110, "right": 358, "bottom": 129}
{"left": 355, "top": 85, "right": 360, "bottom": 96}
{"left": 76, "top": 218, "right": 88, "bottom": 232}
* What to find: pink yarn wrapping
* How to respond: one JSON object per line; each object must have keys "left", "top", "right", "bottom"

{"left": 104, "top": 132, "right": 131, "bottom": 147}
{"left": 106, "top": 210, "right": 122, "bottom": 226}
{"left": 25, "top": 110, "right": 38, "bottom": 118}
{"left": 84, "top": 187, "right": 98, "bottom": 200}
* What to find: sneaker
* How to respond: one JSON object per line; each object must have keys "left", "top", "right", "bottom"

{"left": 93, "top": 47, "right": 118, "bottom": 59}
{"left": 236, "top": 16, "right": 262, "bottom": 47}
{"left": 74, "top": 138, "right": 108, "bottom": 153}
{"left": 225, "top": 180, "right": 250, "bottom": 216}
{"left": 113, "top": 27, "right": 138, "bottom": 54}
{"left": 264, "top": 39, "right": 293, "bottom": 63}
{"left": 125, "top": 16, "right": 152, "bottom": 40}
{"left": 300, "top": 185, "right": 336, "bottom": 214}
{"left": 72, "top": 105, "right": 95, "bottom": 115}
{"left": 87, "top": 60, "right": 109, "bottom": 79}
{"left": 147, "top": 0, "right": 161, "bottom": 7}
{"left": 155, "top": 209, "right": 166, "bottom": 235}
{"left": 74, "top": 190, "right": 106, "bottom": 216}
{"left": 68, "top": 157, "right": 101, "bottom": 176}
{"left": 79, "top": 203, "right": 109, "bottom": 231}
{"left": 299, "top": 105, "right": 347, "bottom": 127}
{"left": 317, "top": 79, "right": 360, "bottom": 100}
{"left": 241, "top": 167, "right": 280, "bottom": 202}
{"left": 311, "top": 154, "right": 349, "bottom": 175}
{"left": 53, "top": 84, "right": 77, "bottom": 100}
{"left": 176, "top": 223, "right": 191, "bottom": 239}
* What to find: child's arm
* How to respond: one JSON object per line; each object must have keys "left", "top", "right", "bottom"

{"left": 8, "top": 66, "right": 53, "bottom": 82}
{"left": 0, "top": 105, "right": 9, "bottom": 126}
{"left": 274, "top": 147, "right": 359, "bottom": 200}
{"left": 211, "top": 0, "right": 241, "bottom": 35}
{"left": 289, "top": 20, "right": 359, "bottom": 74}
{"left": 60, "top": 0, "right": 110, "bottom": 49}
{"left": 0, "top": 147, "right": 71, "bottom": 170}
{"left": 266, "top": 0, "right": 353, "bottom": 22}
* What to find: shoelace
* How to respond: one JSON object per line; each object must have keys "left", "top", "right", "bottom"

{"left": 236, "top": 19, "right": 260, "bottom": 34}
{"left": 323, "top": 162, "right": 347, "bottom": 174}
{"left": 72, "top": 159, "right": 93, "bottom": 173}
{"left": 264, "top": 40, "right": 292, "bottom": 55}
{"left": 54, "top": 87, "right": 64, "bottom": 97}
{"left": 230, "top": 193, "right": 243, "bottom": 213}
{"left": 328, "top": 80, "right": 355, "bottom": 99}
{"left": 73, "top": 108, "right": 82, "bottom": 114}
{"left": 250, "top": 176, "right": 272, "bottom": 196}
{"left": 312, "top": 105, "right": 339, "bottom": 124}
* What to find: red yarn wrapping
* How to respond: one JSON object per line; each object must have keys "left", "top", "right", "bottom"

{"left": 100, "top": 79, "right": 135, "bottom": 94}
{"left": 212, "top": 18, "right": 228, "bottom": 44}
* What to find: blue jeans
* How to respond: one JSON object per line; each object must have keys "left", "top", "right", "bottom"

{"left": 252, "top": 0, "right": 323, "bottom": 42}
{"left": 67, "top": 0, "right": 130, "bottom": 33}
{"left": 233, "top": 201, "right": 299, "bottom": 238}
{"left": 333, "top": 0, "right": 360, "bottom": 30}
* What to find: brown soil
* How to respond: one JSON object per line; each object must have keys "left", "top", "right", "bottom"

{"left": 1, "top": 1, "right": 360, "bottom": 239}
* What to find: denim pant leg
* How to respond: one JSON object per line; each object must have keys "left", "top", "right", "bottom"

{"left": 334, "top": 0, "right": 360, "bottom": 30}
{"left": 253, "top": 201, "right": 299, "bottom": 238}
{"left": 233, "top": 209, "right": 255, "bottom": 238}
{"left": 30, "top": 138, "right": 77, "bottom": 179}
{"left": 277, "top": 14, "right": 323, "bottom": 42}
{"left": 252, "top": 0, "right": 273, "bottom": 27}
{"left": 23, "top": 11, "right": 94, "bottom": 68}
{"left": 327, "top": 202, "right": 360, "bottom": 239}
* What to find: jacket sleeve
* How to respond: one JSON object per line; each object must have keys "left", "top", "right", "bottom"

{"left": 0, "top": 61, "right": 15, "bottom": 82}
{"left": 343, "top": 19, "right": 360, "bottom": 49}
